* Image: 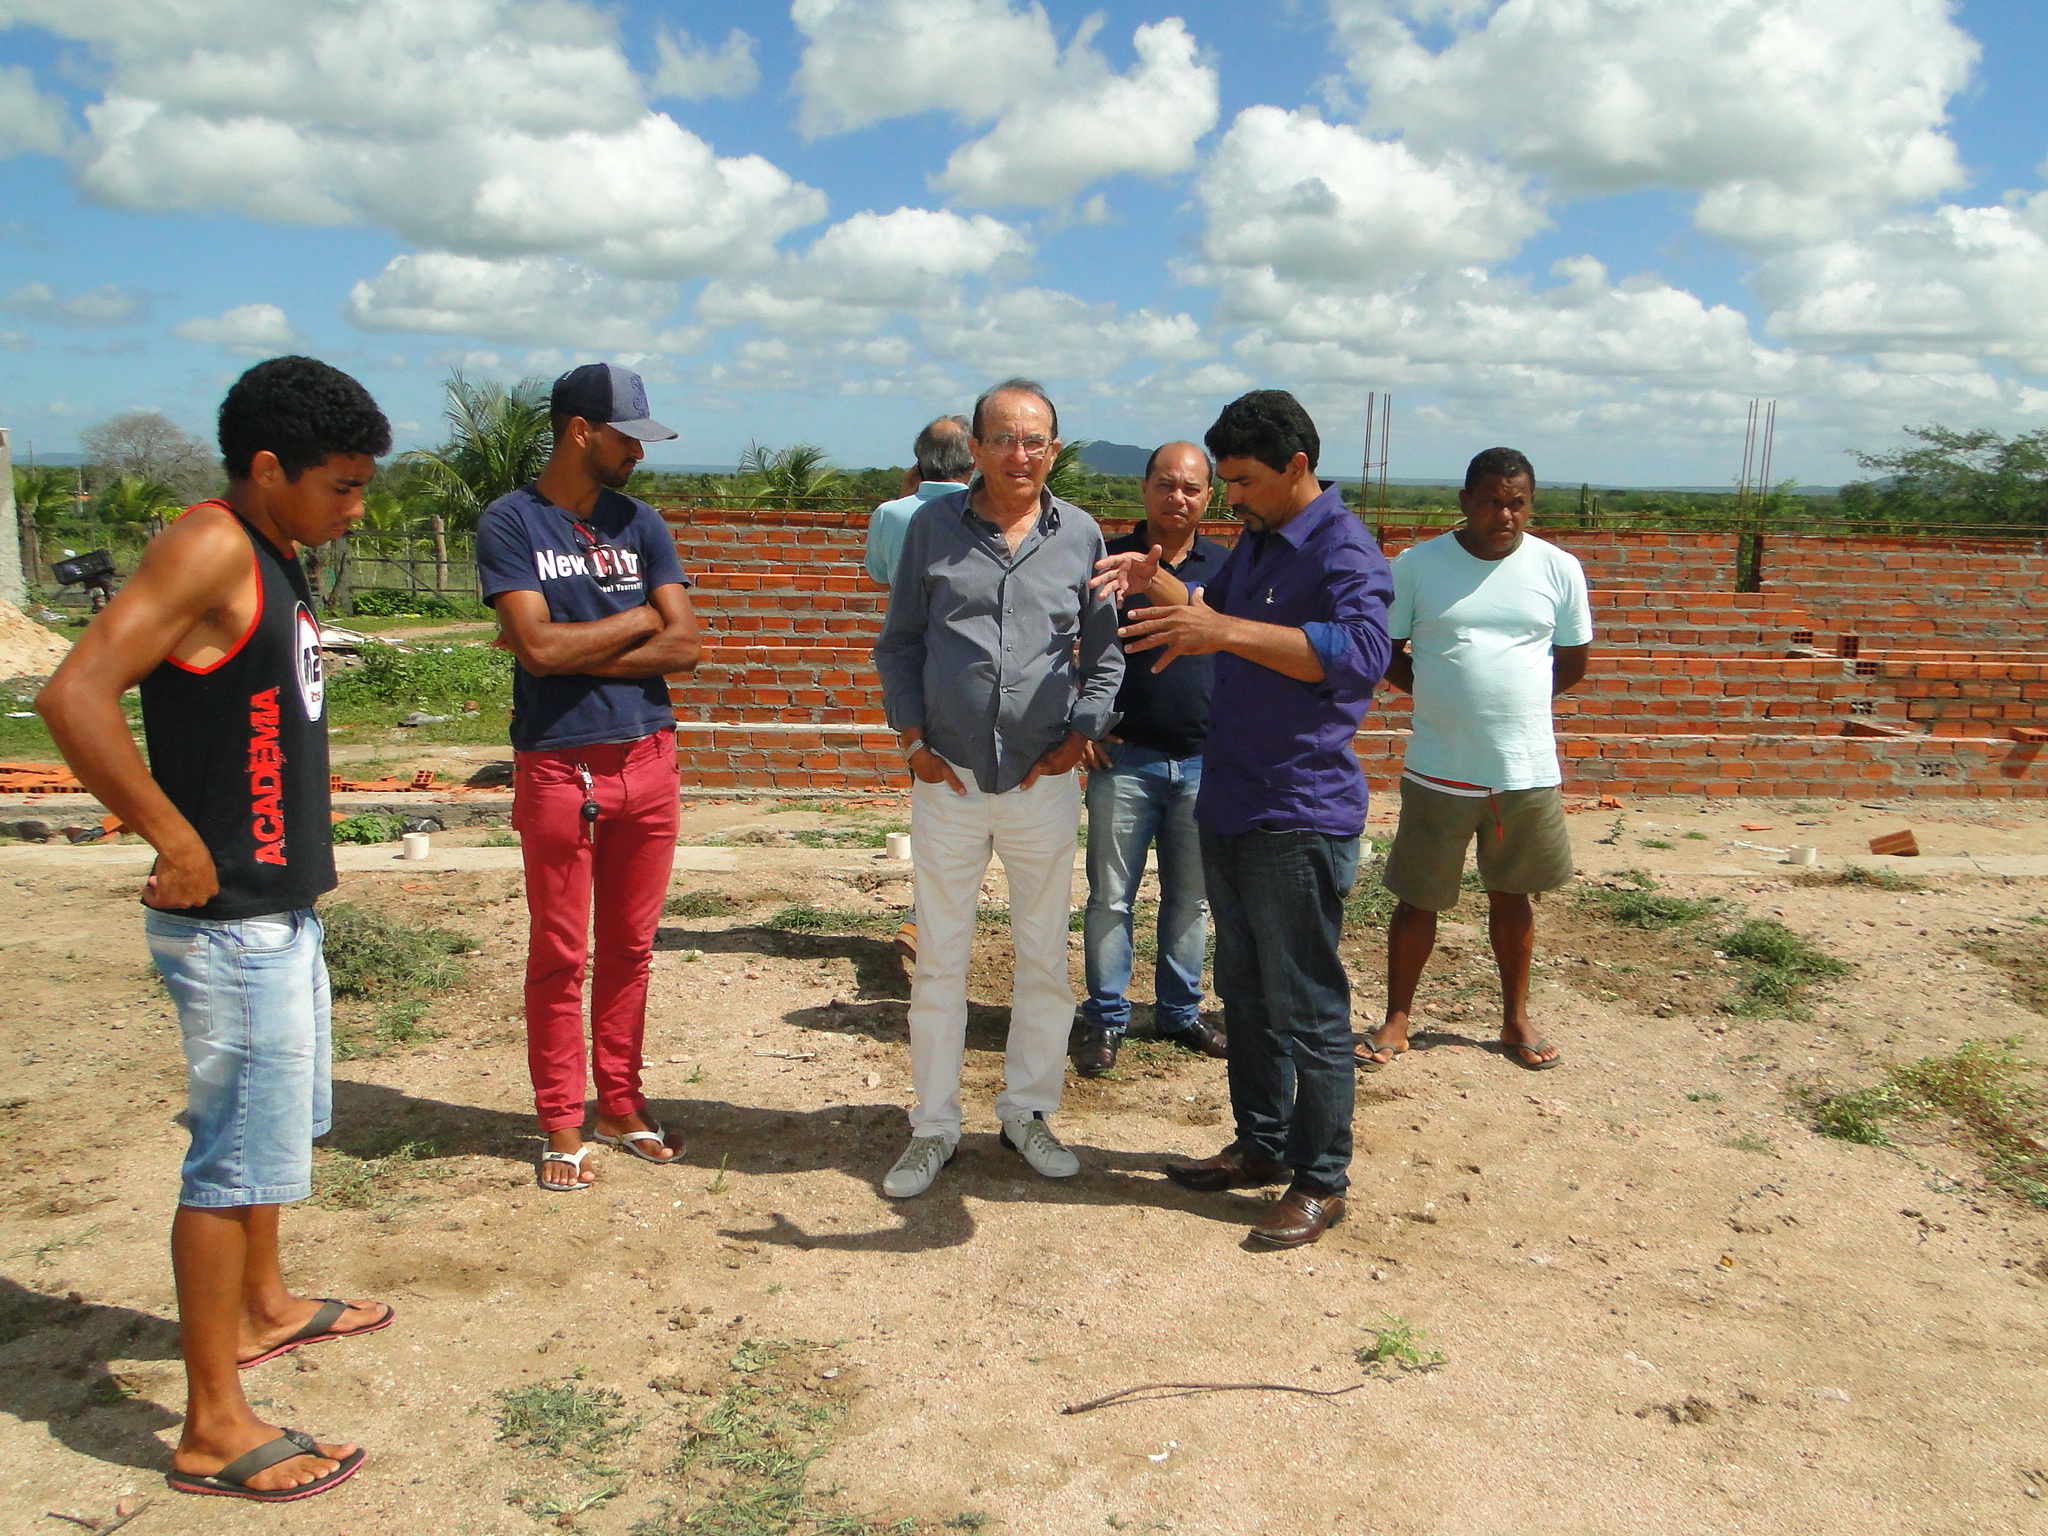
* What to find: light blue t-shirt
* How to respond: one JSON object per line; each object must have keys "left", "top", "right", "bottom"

{"left": 1388, "top": 531, "right": 1593, "bottom": 791}
{"left": 864, "top": 481, "right": 968, "bottom": 585}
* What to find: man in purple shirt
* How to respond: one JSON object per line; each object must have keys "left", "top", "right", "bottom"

{"left": 1113, "top": 390, "right": 1392, "bottom": 1248}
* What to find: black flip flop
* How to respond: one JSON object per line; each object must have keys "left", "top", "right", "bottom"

{"left": 1506, "top": 1037, "right": 1563, "bottom": 1071}
{"left": 167, "top": 1429, "right": 366, "bottom": 1502}
{"left": 1356, "top": 1032, "right": 1408, "bottom": 1073}
{"left": 239, "top": 1298, "right": 395, "bottom": 1370}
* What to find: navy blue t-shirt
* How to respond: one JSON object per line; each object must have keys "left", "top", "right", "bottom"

{"left": 1105, "top": 525, "right": 1224, "bottom": 758}
{"left": 475, "top": 484, "right": 691, "bottom": 753}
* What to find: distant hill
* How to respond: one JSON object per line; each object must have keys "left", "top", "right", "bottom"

{"left": 1078, "top": 441, "right": 1153, "bottom": 477}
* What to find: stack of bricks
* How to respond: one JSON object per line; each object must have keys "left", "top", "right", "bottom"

{"left": 662, "top": 508, "right": 2048, "bottom": 798}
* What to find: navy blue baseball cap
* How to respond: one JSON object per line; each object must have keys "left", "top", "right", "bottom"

{"left": 550, "top": 362, "right": 677, "bottom": 442}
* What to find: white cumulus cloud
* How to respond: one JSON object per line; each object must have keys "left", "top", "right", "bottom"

{"left": 1334, "top": 0, "right": 1976, "bottom": 242}
{"left": 0, "top": 280, "right": 148, "bottom": 326}
{"left": 700, "top": 207, "right": 1031, "bottom": 338}
{"left": 934, "top": 18, "right": 1218, "bottom": 207}
{"left": 346, "top": 252, "right": 699, "bottom": 351}
{"left": 0, "top": 63, "right": 64, "bottom": 156}
{"left": 11, "top": 0, "right": 823, "bottom": 278}
{"left": 651, "top": 26, "right": 759, "bottom": 101}
{"left": 919, "top": 286, "right": 1209, "bottom": 380}
{"left": 795, "top": 2, "right": 1216, "bottom": 207}
{"left": 170, "top": 302, "right": 301, "bottom": 354}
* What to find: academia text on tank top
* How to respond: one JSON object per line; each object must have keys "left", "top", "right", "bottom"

{"left": 139, "top": 505, "right": 335, "bottom": 919}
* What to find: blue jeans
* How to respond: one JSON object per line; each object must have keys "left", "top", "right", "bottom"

{"left": 1082, "top": 745, "right": 1207, "bottom": 1037}
{"left": 144, "top": 908, "right": 331, "bottom": 1208}
{"left": 1200, "top": 826, "right": 1359, "bottom": 1194}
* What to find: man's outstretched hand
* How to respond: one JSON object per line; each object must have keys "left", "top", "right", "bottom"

{"left": 1089, "top": 545, "right": 1163, "bottom": 602}
{"left": 1020, "top": 731, "right": 1090, "bottom": 790}
{"left": 1119, "top": 586, "right": 1232, "bottom": 673}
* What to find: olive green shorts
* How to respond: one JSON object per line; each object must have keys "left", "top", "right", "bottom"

{"left": 1380, "top": 779, "right": 1575, "bottom": 913}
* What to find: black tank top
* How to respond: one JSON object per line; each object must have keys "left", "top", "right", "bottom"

{"left": 139, "top": 504, "right": 335, "bottom": 919}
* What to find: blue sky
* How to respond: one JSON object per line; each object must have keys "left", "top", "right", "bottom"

{"left": 0, "top": 0, "right": 2043, "bottom": 487}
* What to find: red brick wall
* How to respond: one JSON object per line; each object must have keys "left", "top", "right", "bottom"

{"left": 1761, "top": 535, "right": 2048, "bottom": 647}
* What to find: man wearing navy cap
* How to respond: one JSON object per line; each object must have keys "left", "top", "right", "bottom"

{"left": 476, "top": 364, "right": 703, "bottom": 1192}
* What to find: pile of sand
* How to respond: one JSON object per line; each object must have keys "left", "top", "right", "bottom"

{"left": 0, "top": 595, "right": 70, "bottom": 680}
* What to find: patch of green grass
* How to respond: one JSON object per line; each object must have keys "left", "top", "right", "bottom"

{"left": 479, "top": 829, "right": 519, "bottom": 848}
{"left": 1578, "top": 871, "right": 1721, "bottom": 930}
{"left": 791, "top": 821, "right": 908, "bottom": 850}
{"left": 1683, "top": 831, "right": 1710, "bottom": 841}
{"left": 975, "top": 903, "right": 1010, "bottom": 929}
{"left": 1355, "top": 1315, "right": 1446, "bottom": 1373}
{"left": 496, "top": 1378, "right": 639, "bottom": 1461}
{"left": 1966, "top": 934, "right": 2048, "bottom": 1013}
{"left": 1638, "top": 838, "right": 1674, "bottom": 850}
{"left": 309, "top": 1140, "right": 447, "bottom": 1209}
{"left": 633, "top": 1339, "right": 906, "bottom": 1536}
{"left": 1686, "top": 1091, "right": 1723, "bottom": 1103}
{"left": 319, "top": 902, "right": 472, "bottom": 1000}
{"left": 1792, "top": 865, "right": 1924, "bottom": 893}
{"left": 668, "top": 889, "right": 742, "bottom": 919}
{"left": 351, "top": 588, "right": 473, "bottom": 620}
{"left": 1344, "top": 880, "right": 1397, "bottom": 928}
{"left": 1720, "top": 918, "right": 1850, "bottom": 1017}
{"left": 328, "top": 640, "right": 513, "bottom": 713}
{"left": 1724, "top": 1133, "right": 1776, "bottom": 1156}
{"left": 333, "top": 999, "right": 445, "bottom": 1061}
{"left": 1809, "top": 1040, "right": 2048, "bottom": 1207}
{"left": 331, "top": 812, "right": 403, "bottom": 845}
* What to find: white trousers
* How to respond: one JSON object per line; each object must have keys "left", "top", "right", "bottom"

{"left": 907, "top": 762, "right": 1083, "bottom": 1143}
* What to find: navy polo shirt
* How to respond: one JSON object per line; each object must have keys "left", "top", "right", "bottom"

{"left": 1105, "top": 525, "right": 1225, "bottom": 758}
{"left": 475, "top": 483, "right": 690, "bottom": 753}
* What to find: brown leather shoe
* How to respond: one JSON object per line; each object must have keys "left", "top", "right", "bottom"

{"left": 1072, "top": 1025, "right": 1119, "bottom": 1078}
{"left": 1164, "top": 1143, "right": 1290, "bottom": 1193}
{"left": 1160, "top": 1020, "right": 1228, "bottom": 1059}
{"left": 1248, "top": 1186, "right": 1345, "bottom": 1248}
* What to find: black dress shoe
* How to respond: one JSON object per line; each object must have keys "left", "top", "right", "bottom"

{"left": 1160, "top": 1020, "right": 1228, "bottom": 1059}
{"left": 1072, "top": 1025, "right": 1119, "bottom": 1078}
{"left": 1165, "top": 1143, "right": 1291, "bottom": 1192}
{"left": 1248, "top": 1185, "right": 1345, "bottom": 1248}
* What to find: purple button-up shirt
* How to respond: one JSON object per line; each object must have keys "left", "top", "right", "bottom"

{"left": 1194, "top": 484, "right": 1394, "bottom": 838}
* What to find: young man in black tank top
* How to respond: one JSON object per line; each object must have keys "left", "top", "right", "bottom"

{"left": 39, "top": 358, "right": 393, "bottom": 1503}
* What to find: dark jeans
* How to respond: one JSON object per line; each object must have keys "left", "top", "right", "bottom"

{"left": 1200, "top": 825, "right": 1360, "bottom": 1194}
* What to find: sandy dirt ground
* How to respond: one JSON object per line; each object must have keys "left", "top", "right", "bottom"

{"left": 0, "top": 793, "right": 2042, "bottom": 1535}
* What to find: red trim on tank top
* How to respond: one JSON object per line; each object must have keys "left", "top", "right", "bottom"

{"left": 165, "top": 507, "right": 265, "bottom": 674}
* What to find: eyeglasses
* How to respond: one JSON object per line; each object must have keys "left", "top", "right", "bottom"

{"left": 982, "top": 433, "right": 1054, "bottom": 459}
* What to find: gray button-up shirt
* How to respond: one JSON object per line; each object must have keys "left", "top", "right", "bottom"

{"left": 873, "top": 486, "right": 1123, "bottom": 794}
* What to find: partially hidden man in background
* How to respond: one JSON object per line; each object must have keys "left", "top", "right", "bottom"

{"left": 1112, "top": 390, "right": 1393, "bottom": 1249}
{"left": 1071, "top": 440, "right": 1229, "bottom": 1079}
{"left": 861, "top": 413, "right": 973, "bottom": 964}
{"left": 39, "top": 356, "right": 393, "bottom": 1501}
{"left": 476, "top": 363, "right": 702, "bottom": 1192}
{"left": 1363, "top": 447, "right": 1591, "bottom": 1075}
{"left": 872, "top": 378, "right": 1123, "bottom": 1199}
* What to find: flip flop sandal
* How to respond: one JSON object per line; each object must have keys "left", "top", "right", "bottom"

{"left": 537, "top": 1144, "right": 595, "bottom": 1190}
{"left": 239, "top": 1298, "right": 395, "bottom": 1370}
{"left": 166, "top": 1429, "right": 366, "bottom": 1502}
{"left": 1507, "top": 1037, "right": 1563, "bottom": 1071}
{"left": 594, "top": 1123, "right": 675, "bottom": 1165}
{"left": 1356, "top": 1034, "right": 1409, "bottom": 1073}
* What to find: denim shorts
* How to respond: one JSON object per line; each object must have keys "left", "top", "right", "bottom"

{"left": 144, "top": 907, "right": 331, "bottom": 1208}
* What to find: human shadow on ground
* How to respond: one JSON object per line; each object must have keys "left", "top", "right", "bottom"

{"left": 654, "top": 922, "right": 910, "bottom": 1011}
{"left": 0, "top": 1278, "right": 183, "bottom": 1472}
{"left": 326, "top": 1078, "right": 1268, "bottom": 1257}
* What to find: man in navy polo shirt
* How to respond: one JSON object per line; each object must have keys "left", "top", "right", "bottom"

{"left": 475, "top": 363, "right": 702, "bottom": 1193}
{"left": 1118, "top": 390, "right": 1392, "bottom": 1249}
{"left": 1071, "top": 440, "right": 1229, "bottom": 1078}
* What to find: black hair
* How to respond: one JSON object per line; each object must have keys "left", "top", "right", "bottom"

{"left": 1142, "top": 440, "right": 1214, "bottom": 482}
{"left": 1464, "top": 446, "right": 1535, "bottom": 491}
{"left": 1204, "top": 390, "right": 1319, "bottom": 475}
{"left": 218, "top": 356, "right": 391, "bottom": 480}
{"left": 971, "top": 377, "right": 1058, "bottom": 441}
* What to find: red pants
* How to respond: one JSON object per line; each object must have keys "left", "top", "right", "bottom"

{"left": 513, "top": 728, "right": 679, "bottom": 1132}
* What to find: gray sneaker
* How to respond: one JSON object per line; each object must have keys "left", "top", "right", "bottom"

{"left": 998, "top": 1112, "right": 1080, "bottom": 1179}
{"left": 882, "top": 1135, "right": 955, "bottom": 1199}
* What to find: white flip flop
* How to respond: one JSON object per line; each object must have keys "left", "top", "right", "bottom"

{"left": 593, "top": 1122, "right": 675, "bottom": 1165}
{"left": 537, "top": 1144, "right": 594, "bottom": 1191}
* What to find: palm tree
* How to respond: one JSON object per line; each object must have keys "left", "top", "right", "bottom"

{"left": 738, "top": 441, "right": 843, "bottom": 507}
{"left": 93, "top": 474, "right": 182, "bottom": 527}
{"left": 1044, "top": 439, "right": 1092, "bottom": 506}
{"left": 400, "top": 371, "right": 553, "bottom": 532}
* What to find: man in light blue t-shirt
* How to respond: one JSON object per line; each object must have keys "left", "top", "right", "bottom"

{"left": 863, "top": 415, "right": 972, "bottom": 586}
{"left": 1363, "top": 447, "right": 1592, "bottom": 1075}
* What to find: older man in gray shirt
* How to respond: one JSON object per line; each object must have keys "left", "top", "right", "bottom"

{"left": 873, "top": 376, "right": 1122, "bottom": 1199}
